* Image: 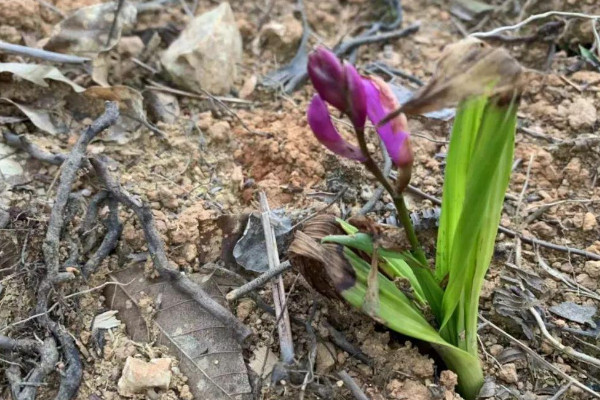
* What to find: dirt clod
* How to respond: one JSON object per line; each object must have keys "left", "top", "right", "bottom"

{"left": 498, "top": 363, "right": 519, "bottom": 384}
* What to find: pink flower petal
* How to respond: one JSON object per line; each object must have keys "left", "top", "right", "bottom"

{"left": 363, "top": 77, "right": 412, "bottom": 167}
{"left": 307, "top": 95, "right": 366, "bottom": 161}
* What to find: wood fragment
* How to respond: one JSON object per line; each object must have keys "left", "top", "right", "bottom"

{"left": 225, "top": 260, "right": 292, "bottom": 301}
{"left": 259, "top": 192, "right": 295, "bottom": 364}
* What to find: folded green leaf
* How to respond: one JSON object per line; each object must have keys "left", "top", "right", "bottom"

{"left": 340, "top": 246, "right": 483, "bottom": 399}
{"left": 438, "top": 96, "right": 518, "bottom": 349}
{"left": 323, "top": 233, "right": 443, "bottom": 310}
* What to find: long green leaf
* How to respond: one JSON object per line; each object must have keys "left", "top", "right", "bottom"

{"left": 440, "top": 97, "right": 518, "bottom": 338}
{"left": 463, "top": 100, "right": 517, "bottom": 354}
{"left": 340, "top": 247, "right": 483, "bottom": 398}
{"left": 435, "top": 96, "right": 488, "bottom": 282}
{"left": 323, "top": 233, "right": 443, "bottom": 313}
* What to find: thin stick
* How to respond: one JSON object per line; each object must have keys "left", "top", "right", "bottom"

{"left": 518, "top": 126, "right": 562, "bottom": 143}
{"left": 514, "top": 154, "right": 534, "bottom": 222}
{"left": 471, "top": 11, "right": 600, "bottom": 38}
{"left": 146, "top": 84, "right": 253, "bottom": 104}
{"left": 0, "top": 336, "right": 38, "bottom": 354}
{"left": 480, "top": 315, "right": 600, "bottom": 398}
{"left": 536, "top": 250, "right": 600, "bottom": 301}
{"left": 0, "top": 41, "right": 89, "bottom": 64}
{"left": 529, "top": 306, "right": 600, "bottom": 368}
{"left": 226, "top": 260, "right": 292, "bottom": 301}
{"left": 259, "top": 192, "right": 295, "bottom": 364}
{"left": 549, "top": 384, "right": 571, "bottom": 400}
{"left": 337, "top": 370, "right": 369, "bottom": 400}
{"left": 334, "top": 23, "right": 420, "bottom": 56}
{"left": 106, "top": 0, "right": 126, "bottom": 47}
{"left": 2, "top": 131, "right": 67, "bottom": 165}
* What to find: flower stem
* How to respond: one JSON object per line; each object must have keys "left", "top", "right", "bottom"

{"left": 392, "top": 194, "right": 428, "bottom": 266}
{"left": 354, "top": 128, "right": 427, "bottom": 264}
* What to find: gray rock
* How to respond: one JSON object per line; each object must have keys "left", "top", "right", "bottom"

{"left": 161, "top": 3, "right": 242, "bottom": 95}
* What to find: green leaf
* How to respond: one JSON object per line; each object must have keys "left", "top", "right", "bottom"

{"left": 439, "top": 97, "right": 518, "bottom": 346}
{"left": 324, "top": 233, "right": 444, "bottom": 317}
{"left": 435, "top": 95, "right": 487, "bottom": 282}
{"left": 580, "top": 45, "right": 600, "bottom": 70}
{"left": 340, "top": 247, "right": 483, "bottom": 399}
{"left": 335, "top": 218, "right": 359, "bottom": 235}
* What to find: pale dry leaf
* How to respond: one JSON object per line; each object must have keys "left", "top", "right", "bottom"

{"left": 402, "top": 37, "right": 523, "bottom": 115}
{"left": 44, "top": 1, "right": 137, "bottom": 57}
{"left": 0, "top": 98, "right": 66, "bottom": 135}
{"left": 91, "top": 53, "right": 110, "bottom": 87}
{"left": 0, "top": 63, "right": 84, "bottom": 92}
{"left": 381, "top": 38, "right": 523, "bottom": 123}
{"left": 106, "top": 265, "right": 252, "bottom": 400}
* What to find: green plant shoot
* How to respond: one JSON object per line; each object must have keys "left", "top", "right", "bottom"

{"left": 324, "top": 95, "right": 518, "bottom": 399}
{"left": 302, "top": 38, "right": 522, "bottom": 400}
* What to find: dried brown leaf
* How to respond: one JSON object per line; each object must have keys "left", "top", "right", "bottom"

{"left": 106, "top": 264, "right": 252, "bottom": 400}
{"left": 402, "top": 37, "right": 523, "bottom": 115}
{"left": 380, "top": 38, "right": 523, "bottom": 125}
{"left": 289, "top": 215, "right": 355, "bottom": 298}
{"left": 44, "top": 1, "right": 137, "bottom": 57}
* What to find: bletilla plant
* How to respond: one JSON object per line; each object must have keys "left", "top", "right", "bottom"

{"left": 302, "top": 41, "right": 522, "bottom": 399}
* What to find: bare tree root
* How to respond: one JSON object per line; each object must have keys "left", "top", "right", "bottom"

{"left": 90, "top": 157, "right": 253, "bottom": 343}
{"left": 1, "top": 335, "right": 59, "bottom": 400}
{"left": 2, "top": 102, "right": 120, "bottom": 400}
{"left": 82, "top": 196, "right": 122, "bottom": 278}
{"left": 36, "top": 102, "right": 119, "bottom": 400}
{"left": 3, "top": 99, "right": 253, "bottom": 399}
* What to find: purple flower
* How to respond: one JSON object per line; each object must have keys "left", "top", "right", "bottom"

{"left": 307, "top": 47, "right": 346, "bottom": 112}
{"left": 307, "top": 95, "right": 367, "bottom": 161}
{"left": 306, "top": 47, "right": 412, "bottom": 175}
{"left": 308, "top": 47, "right": 367, "bottom": 128}
{"left": 343, "top": 62, "right": 367, "bottom": 130}
{"left": 363, "top": 75, "right": 413, "bottom": 168}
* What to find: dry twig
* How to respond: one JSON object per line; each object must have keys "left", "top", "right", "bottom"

{"left": 225, "top": 260, "right": 292, "bottom": 301}
{"left": 338, "top": 370, "right": 369, "bottom": 400}
{"left": 480, "top": 315, "right": 600, "bottom": 398}
{"left": 0, "top": 41, "right": 89, "bottom": 64}
{"left": 471, "top": 11, "right": 600, "bottom": 37}
{"left": 528, "top": 306, "right": 600, "bottom": 368}
{"left": 259, "top": 192, "right": 295, "bottom": 364}
{"left": 91, "top": 157, "right": 253, "bottom": 343}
